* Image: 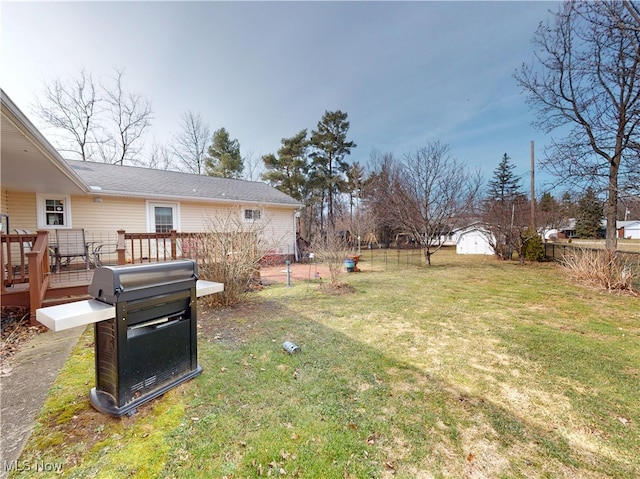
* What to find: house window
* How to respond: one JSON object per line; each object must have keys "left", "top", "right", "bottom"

{"left": 154, "top": 207, "right": 173, "bottom": 232}
{"left": 244, "top": 209, "right": 261, "bottom": 221}
{"left": 36, "top": 194, "right": 71, "bottom": 228}
{"left": 147, "top": 202, "right": 179, "bottom": 233}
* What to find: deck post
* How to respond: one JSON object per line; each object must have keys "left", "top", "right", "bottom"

{"left": 117, "top": 229, "right": 126, "bottom": 265}
{"left": 170, "top": 229, "right": 177, "bottom": 260}
{"left": 27, "top": 230, "right": 50, "bottom": 325}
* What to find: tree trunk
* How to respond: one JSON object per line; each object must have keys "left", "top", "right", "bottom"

{"left": 605, "top": 155, "right": 620, "bottom": 253}
{"left": 424, "top": 247, "right": 431, "bottom": 266}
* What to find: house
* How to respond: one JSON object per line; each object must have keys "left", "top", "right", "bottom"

{"left": 1, "top": 89, "right": 302, "bottom": 258}
{"left": 617, "top": 220, "right": 640, "bottom": 239}
{"left": 1, "top": 89, "right": 302, "bottom": 317}
{"left": 455, "top": 224, "right": 495, "bottom": 255}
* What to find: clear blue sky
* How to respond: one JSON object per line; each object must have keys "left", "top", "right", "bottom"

{"left": 1, "top": 1, "right": 561, "bottom": 193}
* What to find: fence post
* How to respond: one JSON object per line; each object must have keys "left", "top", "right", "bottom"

{"left": 117, "top": 229, "right": 126, "bottom": 265}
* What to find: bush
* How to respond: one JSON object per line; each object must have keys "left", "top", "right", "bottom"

{"left": 196, "top": 210, "right": 275, "bottom": 305}
{"left": 561, "top": 248, "right": 638, "bottom": 293}
{"left": 523, "top": 232, "right": 546, "bottom": 262}
{"left": 311, "top": 229, "right": 352, "bottom": 287}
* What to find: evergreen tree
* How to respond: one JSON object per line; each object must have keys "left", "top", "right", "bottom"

{"left": 538, "top": 191, "right": 565, "bottom": 230}
{"left": 482, "top": 153, "right": 523, "bottom": 259}
{"left": 205, "top": 127, "right": 244, "bottom": 179}
{"left": 575, "top": 187, "right": 603, "bottom": 238}
{"left": 487, "top": 153, "right": 521, "bottom": 201}
{"left": 539, "top": 192, "right": 556, "bottom": 214}
{"left": 310, "top": 110, "right": 356, "bottom": 230}
{"left": 261, "top": 130, "right": 310, "bottom": 202}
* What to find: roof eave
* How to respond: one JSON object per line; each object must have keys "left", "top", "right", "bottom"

{"left": 1, "top": 89, "right": 90, "bottom": 193}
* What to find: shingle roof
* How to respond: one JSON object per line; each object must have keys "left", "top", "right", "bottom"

{"left": 66, "top": 160, "right": 301, "bottom": 207}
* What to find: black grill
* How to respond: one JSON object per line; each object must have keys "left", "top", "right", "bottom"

{"left": 88, "top": 260, "right": 202, "bottom": 417}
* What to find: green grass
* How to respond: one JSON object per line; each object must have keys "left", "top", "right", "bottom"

{"left": 12, "top": 250, "right": 640, "bottom": 478}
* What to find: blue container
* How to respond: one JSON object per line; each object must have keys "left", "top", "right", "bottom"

{"left": 344, "top": 258, "right": 355, "bottom": 272}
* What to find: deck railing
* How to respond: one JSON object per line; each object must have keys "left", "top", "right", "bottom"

{"left": 2, "top": 229, "right": 272, "bottom": 323}
{"left": 26, "top": 231, "right": 52, "bottom": 322}
{"left": 1, "top": 231, "right": 51, "bottom": 323}
{"left": 1, "top": 231, "right": 38, "bottom": 288}
{"left": 116, "top": 230, "right": 207, "bottom": 265}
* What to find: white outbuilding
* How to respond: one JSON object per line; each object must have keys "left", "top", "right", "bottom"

{"left": 455, "top": 225, "right": 495, "bottom": 255}
{"left": 617, "top": 220, "right": 640, "bottom": 239}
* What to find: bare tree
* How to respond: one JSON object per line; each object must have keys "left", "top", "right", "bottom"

{"left": 33, "top": 69, "right": 99, "bottom": 161}
{"left": 515, "top": 1, "right": 640, "bottom": 252}
{"left": 171, "top": 110, "right": 210, "bottom": 174}
{"left": 147, "top": 138, "right": 175, "bottom": 170}
{"left": 242, "top": 148, "right": 265, "bottom": 182}
{"left": 34, "top": 68, "right": 153, "bottom": 166}
{"left": 364, "top": 150, "right": 405, "bottom": 248}
{"left": 310, "top": 227, "right": 352, "bottom": 287}
{"left": 387, "top": 141, "right": 481, "bottom": 265}
{"left": 100, "top": 69, "right": 153, "bottom": 165}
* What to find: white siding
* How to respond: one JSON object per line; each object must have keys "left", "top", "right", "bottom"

{"left": 3, "top": 190, "right": 37, "bottom": 232}
{"left": 623, "top": 221, "right": 640, "bottom": 239}
{"left": 3, "top": 190, "right": 297, "bottom": 257}
{"left": 260, "top": 207, "right": 296, "bottom": 256}
{"left": 456, "top": 229, "right": 494, "bottom": 255}
{"left": 70, "top": 196, "right": 147, "bottom": 234}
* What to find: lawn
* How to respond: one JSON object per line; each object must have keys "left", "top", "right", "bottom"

{"left": 12, "top": 250, "right": 639, "bottom": 478}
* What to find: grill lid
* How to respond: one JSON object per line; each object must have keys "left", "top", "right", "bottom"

{"left": 89, "top": 260, "right": 198, "bottom": 303}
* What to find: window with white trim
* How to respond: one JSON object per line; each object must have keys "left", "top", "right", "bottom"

{"left": 244, "top": 209, "right": 261, "bottom": 221}
{"left": 36, "top": 194, "right": 71, "bottom": 228}
{"left": 147, "top": 202, "right": 179, "bottom": 233}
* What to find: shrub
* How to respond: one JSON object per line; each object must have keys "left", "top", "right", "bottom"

{"left": 310, "top": 228, "right": 352, "bottom": 287}
{"left": 196, "top": 210, "right": 276, "bottom": 305}
{"left": 523, "top": 232, "right": 546, "bottom": 262}
{"left": 561, "top": 248, "right": 638, "bottom": 293}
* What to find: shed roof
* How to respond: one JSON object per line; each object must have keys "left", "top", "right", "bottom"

{"left": 67, "top": 160, "right": 302, "bottom": 207}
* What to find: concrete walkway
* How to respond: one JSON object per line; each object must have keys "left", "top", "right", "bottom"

{"left": 0, "top": 325, "right": 86, "bottom": 478}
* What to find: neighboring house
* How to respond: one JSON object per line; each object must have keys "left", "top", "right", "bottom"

{"left": 1, "top": 90, "right": 302, "bottom": 259}
{"left": 455, "top": 224, "right": 495, "bottom": 255}
{"left": 617, "top": 220, "right": 640, "bottom": 239}
{"left": 556, "top": 218, "right": 577, "bottom": 239}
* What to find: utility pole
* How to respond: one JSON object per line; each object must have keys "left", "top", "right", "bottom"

{"left": 530, "top": 141, "right": 535, "bottom": 231}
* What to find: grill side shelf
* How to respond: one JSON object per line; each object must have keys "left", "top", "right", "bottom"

{"left": 36, "top": 280, "right": 223, "bottom": 332}
{"left": 36, "top": 300, "right": 116, "bottom": 332}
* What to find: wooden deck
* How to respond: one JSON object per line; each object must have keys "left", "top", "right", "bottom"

{"left": 1, "top": 229, "right": 263, "bottom": 323}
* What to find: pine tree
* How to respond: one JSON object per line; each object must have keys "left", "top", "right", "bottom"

{"left": 483, "top": 153, "right": 523, "bottom": 259}
{"left": 261, "top": 129, "right": 310, "bottom": 202}
{"left": 205, "top": 128, "right": 244, "bottom": 179}
{"left": 487, "top": 153, "right": 522, "bottom": 201}
{"left": 575, "top": 187, "right": 603, "bottom": 238}
{"left": 309, "top": 110, "right": 356, "bottom": 230}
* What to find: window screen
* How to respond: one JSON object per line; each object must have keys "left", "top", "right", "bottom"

{"left": 154, "top": 206, "right": 173, "bottom": 232}
{"left": 244, "top": 209, "right": 261, "bottom": 220}
{"left": 45, "top": 199, "right": 65, "bottom": 226}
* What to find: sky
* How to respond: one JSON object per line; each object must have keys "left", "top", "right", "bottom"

{"left": 1, "top": 0, "right": 562, "bottom": 193}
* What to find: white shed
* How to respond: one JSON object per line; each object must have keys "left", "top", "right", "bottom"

{"left": 456, "top": 226, "right": 494, "bottom": 255}
{"left": 617, "top": 220, "right": 640, "bottom": 239}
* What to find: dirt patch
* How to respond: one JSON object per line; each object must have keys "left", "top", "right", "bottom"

{"left": 1, "top": 306, "right": 46, "bottom": 367}
{"left": 319, "top": 283, "right": 356, "bottom": 295}
{"left": 197, "top": 297, "right": 293, "bottom": 345}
